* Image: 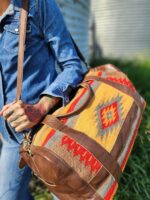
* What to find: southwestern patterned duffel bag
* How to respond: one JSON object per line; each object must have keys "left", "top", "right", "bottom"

{"left": 19, "top": 64, "right": 146, "bottom": 200}
{"left": 18, "top": 1, "right": 146, "bottom": 200}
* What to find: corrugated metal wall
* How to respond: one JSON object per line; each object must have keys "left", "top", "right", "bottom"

{"left": 57, "top": 0, "right": 91, "bottom": 60}
{"left": 91, "top": 0, "right": 150, "bottom": 59}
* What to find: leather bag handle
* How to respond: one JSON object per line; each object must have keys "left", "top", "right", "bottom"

{"left": 56, "top": 82, "right": 93, "bottom": 118}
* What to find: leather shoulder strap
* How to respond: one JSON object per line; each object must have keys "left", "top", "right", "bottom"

{"left": 17, "top": 0, "right": 88, "bottom": 101}
{"left": 16, "top": 0, "right": 29, "bottom": 101}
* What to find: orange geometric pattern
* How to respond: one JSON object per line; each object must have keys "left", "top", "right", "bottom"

{"left": 97, "top": 95, "right": 124, "bottom": 138}
{"left": 61, "top": 135, "right": 102, "bottom": 174}
{"left": 74, "top": 83, "right": 134, "bottom": 152}
{"left": 100, "top": 101, "right": 119, "bottom": 130}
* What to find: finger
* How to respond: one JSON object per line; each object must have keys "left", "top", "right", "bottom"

{"left": 15, "top": 121, "right": 31, "bottom": 132}
{"left": 3, "top": 101, "right": 23, "bottom": 119}
{"left": 1, "top": 103, "right": 16, "bottom": 117}
{"left": 7, "top": 108, "right": 25, "bottom": 123}
{"left": 7, "top": 115, "right": 20, "bottom": 123}
{"left": 10, "top": 116, "right": 28, "bottom": 128}
{"left": 0, "top": 105, "right": 10, "bottom": 115}
{"left": 0, "top": 101, "right": 16, "bottom": 116}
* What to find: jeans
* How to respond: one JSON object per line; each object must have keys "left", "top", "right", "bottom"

{"left": 0, "top": 133, "right": 59, "bottom": 200}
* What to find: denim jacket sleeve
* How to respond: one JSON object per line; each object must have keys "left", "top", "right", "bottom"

{"left": 38, "top": 0, "right": 88, "bottom": 105}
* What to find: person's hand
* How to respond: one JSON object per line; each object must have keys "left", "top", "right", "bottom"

{"left": 0, "top": 96, "right": 60, "bottom": 132}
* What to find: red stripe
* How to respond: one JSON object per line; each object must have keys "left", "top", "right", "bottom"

{"left": 121, "top": 114, "right": 142, "bottom": 170}
{"left": 60, "top": 89, "right": 87, "bottom": 124}
{"left": 104, "top": 181, "right": 118, "bottom": 200}
{"left": 67, "top": 81, "right": 94, "bottom": 113}
{"left": 67, "top": 89, "right": 87, "bottom": 113}
{"left": 41, "top": 129, "right": 56, "bottom": 147}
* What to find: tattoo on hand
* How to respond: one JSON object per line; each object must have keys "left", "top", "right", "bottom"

{"left": 25, "top": 105, "right": 43, "bottom": 123}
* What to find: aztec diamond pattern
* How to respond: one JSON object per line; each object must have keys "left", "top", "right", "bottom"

{"left": 96, "top": 95, "right": 124, "bottom": 138}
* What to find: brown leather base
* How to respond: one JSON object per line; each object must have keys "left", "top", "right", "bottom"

{"left": 20, "top": 145, "right": 103, "bottom": 200}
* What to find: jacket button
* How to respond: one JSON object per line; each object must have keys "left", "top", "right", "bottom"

{"left": 15, "top": 28, "right": 19, "bottom": 32}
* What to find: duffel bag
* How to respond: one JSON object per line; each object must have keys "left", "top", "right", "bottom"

{"left": 20, "top": 63, "right": 146, "bottom": 200}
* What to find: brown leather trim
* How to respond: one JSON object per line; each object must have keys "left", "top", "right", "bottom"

{"left": 42, "top": 115, "right": 65, "bottom": 130}
{"left": 42, "top": 115, "right": 122, "bottom": 183}
{"left": 83, "top": 76, "right": 144, "bottom": 111}
{"left": 20, "top": 145, "right": 103, "bottom": 200}
{"left": 90, "top": 167, "right": 110, "bottom": 190}
{"left": 111, "top": 102, "right": 138, "bottom": 159}
{"left": 91, "top": 64, "right": 122, "bottom": 73}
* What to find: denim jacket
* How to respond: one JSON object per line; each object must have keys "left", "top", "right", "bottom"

{"left": 0, "top": 0, "right": 88, "bottom": 142}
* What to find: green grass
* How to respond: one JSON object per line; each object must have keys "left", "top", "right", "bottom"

{"left": 91, "top": 57, "right": 150, "bottom": 200}
{"left": 33, "top": 57, "right": 150, "bottom": 200}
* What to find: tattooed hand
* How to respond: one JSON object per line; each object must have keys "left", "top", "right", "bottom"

{"left": 0, "top": 96, "right": 60, "bottom": 133}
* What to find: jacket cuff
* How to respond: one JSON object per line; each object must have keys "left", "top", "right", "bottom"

{"left": 40, "top": 82, "right": 73, "bottom": 106}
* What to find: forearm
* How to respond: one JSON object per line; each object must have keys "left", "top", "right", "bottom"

{"left": 37, "top": 95, "right": 61, "bottom": 115}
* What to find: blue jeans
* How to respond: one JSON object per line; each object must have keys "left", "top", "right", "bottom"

{"left": 0, "top": 134, "right": 59, "bottom": 200}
